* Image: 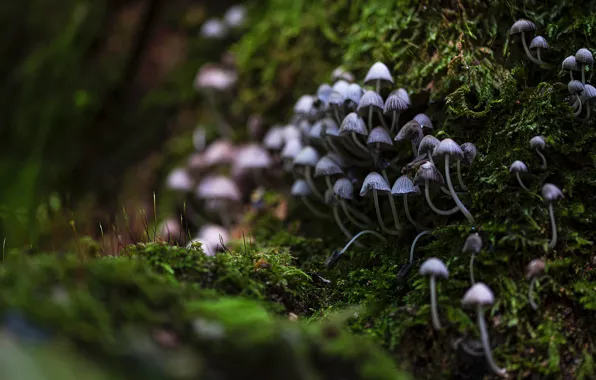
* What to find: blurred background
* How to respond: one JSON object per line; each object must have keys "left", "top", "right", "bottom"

{"left": 0, "top": 0, "right": 253, "bottom": 251}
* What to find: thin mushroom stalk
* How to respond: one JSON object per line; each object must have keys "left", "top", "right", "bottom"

{"left": 520, "top": 31, "right": 542, "bottom": 65}
{"left": 382, "top": 171, "right": 402, "bottom": 231}
{"left": 476, "top": 305, "right": 507, "bottom": 377}
{"left": 325, "top": 229, "right": 387, "bottom": 268}
{"left": 444, "top": 155, "right": 475, "bottom": 224}
{"left": 580, "top": 104, "right": 591, "bottom": 122}
{"left": 456, "top": 160, "right": 469, "bottom": 191}
{"left": 528, "top": 278, "right": 539, "bottom": 310}
{"left": 304, "top": 166, "right": 325, "bottom": 201}
{"left": 332, "top": 204, "right": 361, "bottom": 245}
{"left": 404, "top": 194, "right": 429, "bottom": 231}
{"left": 424, "top": 180, "right": 460, "bottom": 216}
{"left": 547, "top": 202, "right": 558, "bottom": 250}
{"left": 574, "top": 94, "right": 583, "bottom": 117}
{"left": 301, "top": 196, "right": 330, "bottom": 219}
{"left": 535, "top": 149, "right": 547, "bottom": 169}
{"left": 429, "top": 276, "right": 441, "bottom": 330}
{"left": 515, "top": 172, "right": 530, "bottom": 191}
{"left": 372, "top": 189, "right": 400, "bottom": 236}
{"left": 470, "top": 252, "right": 476, "bottom": 284}
{"left": 410, "top": 230, "right": 432, "bottom": 265}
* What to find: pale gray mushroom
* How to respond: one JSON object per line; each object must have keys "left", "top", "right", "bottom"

{"left": 391, "top": 175, "right": 427, "bottom": 230}
{"left": 188, "top": 224, "right": 230, "bottom": 256}
{"left": 529, "top": 36, "right": 549, "bottom": 64}
{"left": 263, "top": 127, "right": 285, "bottom": 151}
{"left": 395, "top": 120, "right": 424, "bottom": 156}
{"left": 294, "top": 146, "right": 323, "bottom": 200}
{"left": 529, "top": 136, "right": 547, "bottom": 169}
{"left": 196, "top": 175, "right": 241, "bottom": 228}
{"left": 331, "top": 66, "right": 355, "bottom": 83}
{"left": 562, "top": 56, "right": 580, "bottom": 81}
{"left": 414, "top": 161, "right": 459, "bottom": 217}
{"left": 462, "top": 233, "right": 483, "bottom": 285}
{"left": 541, "top": 183, "right": 564, "bottom": 250}
{"left": 580, "top": 84, "right": 596, "bottom": 122}
{"left": 575, "top": 48, "right": 594, "bottom": 84}
{"left": 569, "top": 80, "right": 585, "bottom": 117}
{"left": 509, "top": 160, "right": 529, "bottom": 191}
{"left": 166, "top": 168, "right": 193, "bottom": 192}
{"left": 333, "top": 177, "right": 371, "bottom": 228}
{"left": 315, "top": 156, "right": 344, "bottom": 198}
{"left": 346, "top": 83, "right": 363, "bottom": 106}
{"left": 233, "top": 143, "right": 272, "bottom": 180}
{"left": 328, "top": 91, "right": 346, "bottom": 124}
{"left": 418, "top": 135, "right": 440, "bottom": 164}
{"left": 510, "top": 19, "right": 540, "bottom": 65}
{"left": 526, "top": 258, "right": 546, "bottom": 310}
{"left": 413, "top": 113, "right": 433, "bottom": 133}
{"left": 291, "top": 179, "right": 328, "bottom": 219}
{"left": 316, "top": 83, "right": 333, "bottom": 104}
{"left": 357, "top": 90, "right": 387, "bottom": 130}
{"left": 340, "top": 112, "right": 370, "bottom": 154}
{"left": 433, "top": 139, "right": 475, "bottom": 224}
{"left": 360, "top": 172, "right": 400, "bottom": 236}
{"left": 363, "top": 62, "right": 394, "bottom": 93}
{"left": 420, "top": 258, "right": 449, "bottom": 330}
{"left": 383, "top": 94, "right": 409, "bottom": 134}
{"left": 395, "top": 88, "right": 411, "bottom": 106}
{"left": 461, "top": 283, "right": 507, "bottom": 378}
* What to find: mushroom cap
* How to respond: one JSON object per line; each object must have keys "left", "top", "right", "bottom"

{"left": 331, "top": 66, "right": 355, "bottom": 83}
{"left": 420, "top": 258, "right": 449, "bottom": 279}
{"left": 418, "top": 135, "right": 440, "bottom": 155}
{"left": 291, "top": 179, "right": 311, "bottom": 196}
{"left": 562, "top": 56, "right": 579, "bottom": 71}
{"left": 462, "top": 282, "right": 495, "bottom": 307}
{"left": 510, "top": 19, "right": 536, "bottom": 35}
{"left": 414, "top": 161, "right": 445, "bottom": 185}
{"left": 395, "top": 120, "right": 423, "bottom": 144}
{"left": 194, "top": 64, "right": 237, "bottom": 91}
{"left": 509, "top": 160, "right": 528, "bottom": 173}
{"left": 391, "top": 175, "right": 420, "bottom": 195}
{"left": 166, "top": 168, "right": 193, "bottom": 192}
{"left": 293, "top": 146, "right": 320, "bottom": 167}
{"left": 281, "top": 139, "right": 303, "bottom": 159}
{"left": 529, "top": 36, "right": 549, "bottom": 49}
{"left": 328, "top": 90, "right": 345, "bottom": 106}
{"left": 197, "top": 224, "right": 230, "bottom": 256}
{"left": 460, "top": 142, "right": 478, "bottom": 165}
{"left": 200, "top": 18, "right": 227, "bottom": 39}
{"left": 462, "top": 233, "right": 483, "bottom": 254}
{"left": 568, "top": 80, "right": 585, "bottom": 95}
{"left": 383, "top": 94, "right": 410, "bottom": 114}
{"left": 333, "top": 177, "right": 354, "bottom": 200}
{"left": 309, "top": 121, "right": 324, "bottom": 140}
{"left": 359, "top": 172, "right": 391, "bottom": 196}
{"left": 433, "top": 138, "right": 464, "bottom": 161}
{"left": 283, "top": 124, "right": 302, "bottom": 142}
{"left": 526, "top": 258, "right": 546, "bottom": 279}
{"left": 529, "top": 135, "right": 546, "bottom": 150}
{"left": 234, "top": 144, "right": 272, "bottom": 171}
{"left": 204, "top": 139, "right": 235, "bottom": 166}
{"left": 324, "top": 123, "right": 341, "bottom": 137}
{"left": 316, "top": 83, "right": 333, "bottom": 104}
{"left": 294, "top": 95, "right": 316, "bottom": 115}
{"left": 413, "top": 113, "right": 433, "bottom": 130}
{"left": 263, "top": 127, "right": 285, "bottom": 150}
{"left": 583, "top": 84, "right": 596, "bottom": 103}
{"left": 393, "top": 88, "right": 411, "bottom": 106}
{"left": 357, "top": 90, "right": 384, "bottom": 112}
{"left": 346, "top": 83, "right": 363, "bottom": 104}
{"left": 223, "top": 5, "right": 246, "bottom": 28}
{"left": 367, "top": 127, "right": 393, "bottom": 146}
{"left": 332, "top": 80, "right": 350, "bottom": 97}
{"left": 196, "top": 175, "right": 241, "bottom": 201}
{"left": 363, "top": 62, "right": 394, "bottom": 86}
{"left": 324, "top": 152, "right": 346, "bottom": 168}
{"left": 314, "top": 156, "right": 344, "bottom": 177}
{"left": 340, "top": 112, "right": 368, "bottom": 135}
{"left": 541, "top": 183, "right": 564, "bottom": 203}
{"left": 575, "top": 48, "right": 594, "bottom": 66}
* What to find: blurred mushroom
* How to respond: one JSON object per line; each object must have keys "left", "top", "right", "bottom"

{"left": 420, "top": 258, "right": 449, "bottom": 330}
{"left": 541, "top": 183, "right": 564, "bottom": 251}
{"left": 526, "top": 258, "right": 546, "bottom": 310}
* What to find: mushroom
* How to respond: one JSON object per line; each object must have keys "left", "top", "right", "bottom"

{"left": 325, "top": 229, "right": 387, "bottom": 268}
{"left": 166, "top": 168, "right": 193, "bottom": 192}
{"left": 328, "top": 91, "right": 346, "bottom": 125}
{"left": 200, "top": 19, "right": 228, "bottom": 39}
{"left": 190, "top": 224, "right": 230, "bottom": 256}
{"left": 196, "top": 175, "right": 241, "bottom": 229}
{"left": 316, "top": 83, "right": 333, "bottom": 105}
{"left": 360, "top": 172, "right": 400, "bottom": 235}
{"left": 509, "top": 19, "right": 540, "bottom": 65}
{"left": 333, "top": 177, "right": 372, "bottom": 228}
{"left": 433, "top": 139, "right": 475, "bottom": 224}
{"left": 414, "top": 162, "right": 459, "bottom": 217}
{"left": 157, "top": 218, "right": 183, "bottom": 245}
{"left": 526, "top": 258, "right": 546, "bottom": 310}
{"left": 383, "top": 93, "right": 409, "bottom": 134}
{"left": 366, "top": 126, "right": 393, "bottom": 167}
{"left": 331, "top": 66, "right": 355, "bottom": 83}
{"left": 263, "top": 127, "right": 286, "bottom": 151}
{"left": 346, "top": 83, "right": 363, "bottom": 107}
{"left": 394, "top": 88, "right": 411, "bottom": 107}
{"left": 541, "top": 183, "right": 564, "bottom": 250}
{"left": 293, "top": 95, "right": 316, "bottom": 120}
{"left": 569, "top": 80, "right": 585, "bottom": 117}
{"left": 575, "top": 48, "right": 594, "bottom": 84}
{"left": 509, "top": 160, "right": 530, "bottom": 191}
{"left": 391, "top": 175, "right": 427, "bottom": 230}
{"left": 357, "top": 91, "right": 387, "bottom": 130}
{"left": 363, "top": 62, "right": 394, "bottom": 93}
{"left": 529, "top": 136, "right": 547, "bottom": 169}
{"left": 223, "top": 5, "right": 246, "bottom": 28}
{"left": 233, "top": 144, "right": 273, "bottom": 187}
{"left": 458, "top": 142, "right": 477, "bottom": 192}
{"left": 293, "top": 146, "right": 323, "bottom": 200}
{"left": 193, "top": 64, "right": 236, "bottom": 136}
{"left": 420, "top": 258, "right": 449, "bottom": 330}
{"left": 580, "top": 84, "right": 596, "bottom": 122}
{"left": 529, "top": 36, "right": 549, "bottom": 64}
{"left": 461, "top": 283, "right": 507, "bottom": 378}
{"left": 418, "top": 135, "right": 440, "bottom": 165}
{"left": 315, "top": 156, "right": 344, "bottom": 190}
{"left": 413, "top": 113, "right": 434, "bottom": 134}
{"left": 395, "top": 120, "right": 424, "bottom": 156}
{"left": 340, "top": 112, "right": 370, "bottom": 155}
{"left": 462, "top": 233, "right": 483, "bottom": 285}
{"left": 281, "top": 139, "right": 304, "bottom": 171}
{"left": 291, "top": 179, "right": 328, "bottom": 218}
{"left": 562, "top": 56, "right": 580, "bottom": 81}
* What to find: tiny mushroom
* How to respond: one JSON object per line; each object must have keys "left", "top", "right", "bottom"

{"left": 360, "top": 172, "right": 400, "bottom": 236}
{"left": 418, "top": 135, "right": 440, "bottom": 164}
{"left": 291, "top": 179, "right": 328, "bottom": 219}
{"left": 383, "top": 93, "right": 410, "bottom": 134}
{"left": 294, "top": 146, "right": 323, "bottom": 200}
{"left": 357, "top": 90, "right": 387, "bottom": 130}
{"left": 541, "top": 183, "right": 564, "bottom": 251}
{"left": 526, "top": 258, "right": 546, "bottom": 310}
{"left": 420, "top": 258, "right": 449, "bottom": 330}
{"left": 509, "top": 19, "right": 540, "bottom": 65}
{"left": 413, "top": 113, "right": 434, "bottom": 133}
{"left": 462, "top": 233, "right": 483, "bottom": 285}
{"left": 462, "top": 283, "right": 507, "bottom": 378}
{"left": 575, "top": 48, "right": 594, "bottom": 84}
{"left": 529, "top": 36, "right": 549, "bottom": 64}
{"left": 363, "top": 62, "right": 394, "bottom": 93}
{"left": 414, "top": 161, "right": 459, "bottom": 217}
{"left": 529, "top": 135, "right": 547, "bottom": 169}
{"left": 581, "top": 84, "right": 596, "bottom": 122}
{"left": 395, "top": 120, "right": 424, "bottom": 156}
{"left": 569, "top": 79, "right": 585, "bottom": 117}
{"left": 391, "top": 175, "right": 426, "bottom": 230}
{"left": 562, "top": 55, "right": 580, "bottom": 81}
{"left": 509, "top": 160, "right": 530, "bottom": 191}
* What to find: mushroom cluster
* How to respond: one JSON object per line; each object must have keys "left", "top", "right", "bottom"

{"left": 562, "top": 49, "right": 595, "bottom": 120}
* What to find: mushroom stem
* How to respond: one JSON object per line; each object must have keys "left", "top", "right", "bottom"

{"left": 333, "top": 107, "right": 342, "bottom": 125}
{"left": 476, "top": 305, "right": 507, "bottom": 378}
{"left": 368, "top": 108, "right": 373, "bottom": 132}
{"left": 547, "top": 202, "right": 558, "bottom": 250}
{"left": 391, "top": 111, "right": 400, "bottom": 135}
{"left": 424, "top": 180, "right": 460, "bottom": 216}
{"left": 304, "top": 167, "right": 325, "bottom": 201}
{"left": 580, "top": 104, "right": 592, "bottom": 123}
{"left": 339, "top": 229, "right": 387, "bottom": 256}
{"left": 469, "top": 252, "right": 476, "bottom": 285}
{"left": 404, "top": 194, "right": 429, "bottom": 230}
{"left": 411, "top": 141, "right": 419, "bottom": 157}
{"left": 569, "top": 70, "right": 574, "bottom": 81}
{"left": 429, "top": 276, "right": 441, "bottom": 330}
{"left": 382, "top": 171, "right": 402, "bottom": 231}
{"left": 301, "top": 196, "right": 330, "bottom": 219}
{"left": 410, "top": 230, "right": 432, "bottom": 264}
{"left": 456, "top": 160, "right": 469, "bottom": 191}
{"left": 581, "top": 63, "right": 586, "bottom": 84}
{"left": 574, "top": 94, "right": 583, "bottom": 117}
{"left": 535, "top": 148, "right": 547, "bottom": 169}
{"left": 341, "top": 199, "right": 372, "bottom": 224}
{"left": 332, "top": 204, "right": 360, "bottom": 245}
{"left": 515, "top": 172, "right": 530, "bottom": 191}
{"left": 373, "top": 190, "right": 400, "bottom": 235}
{"left": 528, "top": 278, "right": 539, "bottom": 310}
{"left": 351, "top": 133, "right": 370, "bottom": 154}
{"left": 377, "top": 109, "right": 388, "bottom": 129}
{"left": 444, "top": 155, "right": 475, "bottom": 224}
{"left": 340, "top": 200, "right": 370, "bottom": 229}
{"left": 536, "top": 48, "right": 543, "bottom": 64}
{"left": 520, "top": 31, "right": 542, "bottom": 65}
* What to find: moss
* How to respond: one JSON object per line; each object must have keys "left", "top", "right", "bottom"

{"left": 0, "top": 251, "right": 409, "bottom": 380}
